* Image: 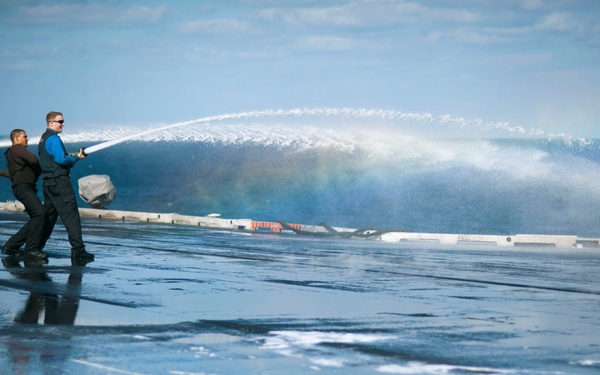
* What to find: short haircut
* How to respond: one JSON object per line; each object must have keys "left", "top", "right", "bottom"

{"left": 46, "top": 111, "right": 63, "bottom": 125}
{"left": 10, "top": 129, "right": 25, "bottom": 142}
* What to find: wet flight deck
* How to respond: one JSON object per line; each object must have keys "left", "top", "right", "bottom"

{"left": 1, "top": 211, "right": 599, "bottom": 374}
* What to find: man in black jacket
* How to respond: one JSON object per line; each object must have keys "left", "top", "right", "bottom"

{"left": 2, "top": 129, "right": 48, "bottom": 259}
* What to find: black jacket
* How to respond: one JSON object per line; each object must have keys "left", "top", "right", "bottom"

{"left": 4, "top": 144, "right": 41, "bottom": 186}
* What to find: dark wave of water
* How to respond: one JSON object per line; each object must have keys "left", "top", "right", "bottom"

{"left": 2, "top": 135, "right": 597, "bottom": 237}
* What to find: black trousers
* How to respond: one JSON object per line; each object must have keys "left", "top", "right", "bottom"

{"left": 42, "top": 175, "right": 85, "bottom": 253}
{"left": 4, "top": 184, "right": 46, "bottom": 253}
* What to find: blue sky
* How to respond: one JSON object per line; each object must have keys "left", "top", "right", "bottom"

{"left": 1, "top": 0, "right": 599, "bottom": 139}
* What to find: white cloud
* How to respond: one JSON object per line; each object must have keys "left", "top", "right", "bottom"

{"left": 179, "top": 19, "right": 249, "bottom": 34}
{"left": 482, "top": 52, "right": 554, "bottom": 69}
{"left": 500, "top": 52, "right": 554, "bottom": 67}
{"left": 0, "top": 45, "right": 58, "bottom": 58}
{"left": 537, "top": 11, "right": 584, "bottom": 32}
{"left": 296, "top": 35, "right": 360, "bottom": 51}
{"left": 0, "top": 60, "right": 35, "bottom": 70}
{"left": 520, "top": 0, "right": 546, "bottom": 11}
{"left": 0, "top": 45, "right": 60, "bottom": 70}
{"left": 257, "top": 0, "right": 479, "bottom": 28}
{"left": 183, "top": 47, "right": 231, "bottom": 63}
{"left": 440, "top": 28, "right": 510, "bottom": 45}
{"left": 15, "top": 4, "right": 167, "bottom": 26}
{"left": 238, "top": 47, "right": 287, "bottom": 59}
{"left": 257, "top": 5, "right": 362, "bottom": 27}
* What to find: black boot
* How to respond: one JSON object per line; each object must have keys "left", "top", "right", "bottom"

{"left": 24, "top": 250, "right": 49, "bottom": 259}
{"left": 2, "top": 246, "right": 20, "bottom": 256}
{"left": 71, "top": 250, "right": 95, "bottom": 261}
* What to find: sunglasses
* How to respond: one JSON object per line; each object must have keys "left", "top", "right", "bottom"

{"left": 52, "top": 120, "right": 65, "bottom": 124}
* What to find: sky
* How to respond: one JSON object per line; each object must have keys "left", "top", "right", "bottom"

{"left": 1, "top": 0, "right": 599, "bottom": 139}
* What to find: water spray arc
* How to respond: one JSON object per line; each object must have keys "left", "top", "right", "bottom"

{"left": 81, "top": 107, "right": 591, "bottom": 155}
{"left": 82, "top": 108, "right": 433, "bottom": 155}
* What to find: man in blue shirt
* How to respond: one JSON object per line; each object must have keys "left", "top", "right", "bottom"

{"left": 39, "top": 111, "right": 94, "bottom": 261}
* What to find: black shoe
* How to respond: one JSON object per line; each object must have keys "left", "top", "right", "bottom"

{"left": 2, "top": 256, "right": 21, "bottom": 268}
{"left": 24, "top": 250, "right": 49, "bottom": 259}
{"left": 23, "top": 257, "right": 49, "bottom": 267}
{"left": 2, "top": 247, "right": 20, "bottom": 256}
{"left": 71, "top": 257, "right": 94, "bottom": 266}
{"left": 71, "top": 250, "right": 95, "bottom": 260}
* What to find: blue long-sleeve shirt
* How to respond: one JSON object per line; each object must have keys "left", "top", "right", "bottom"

{"left": 44, "top": 131, "right": 79, "bottom": 167}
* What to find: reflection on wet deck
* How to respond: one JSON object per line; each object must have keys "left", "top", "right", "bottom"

{"left": 1, "top": 212, "right": 599, "bottom": 374}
